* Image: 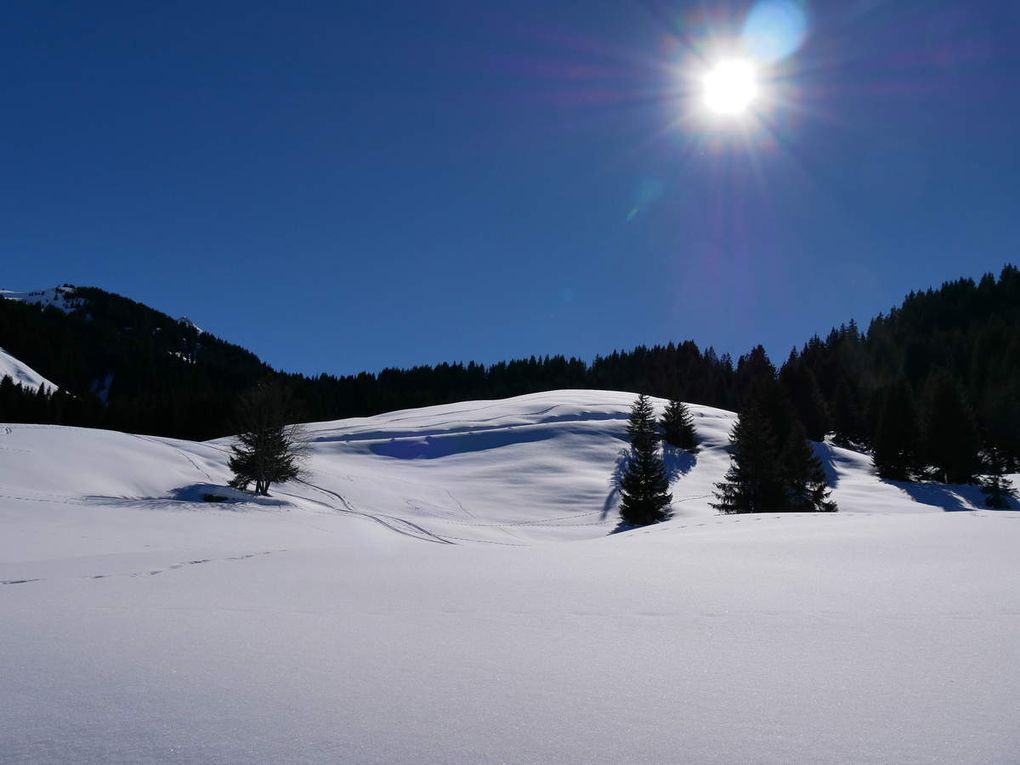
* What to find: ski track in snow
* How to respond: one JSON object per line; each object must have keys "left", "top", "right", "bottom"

{"left": 129, "top": 433, "right": 215, "bottom": 482}
{"left": 293, "top": 478, "right": 455, "bottom": 545}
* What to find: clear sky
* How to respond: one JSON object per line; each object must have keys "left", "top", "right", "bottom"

{"left": 2, "top": 1, "right": 1018, "bottom": 376}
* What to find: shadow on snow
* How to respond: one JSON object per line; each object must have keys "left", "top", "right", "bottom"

{"left": 603, "top": 445, "right": 698, "bottom": 531}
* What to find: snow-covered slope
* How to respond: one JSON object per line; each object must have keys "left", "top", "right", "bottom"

{"left": 0, "top": 287, "right": 72, "bottom": 389}
{"left": 0, "top": 285, "right": 81, "bottom": 312}
{"left": 263, "top": 390, "right": 1000, "bottom": 542}
{"left": 1, "top": 390, "right": 994, "bottom": 548}
{"left": 1, "top": 391, "right": 1018, "bottom": 763}
{"left": 0, "top": 347, "right": 56, "bottom": 390}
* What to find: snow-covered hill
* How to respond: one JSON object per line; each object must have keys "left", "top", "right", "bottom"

{"left": 0, "top": 347, "right": 56, "bottom": 390}
{"left": 1, "top": 390, "right": 1018, "bottom": 763}
{"left": 0, "top": 285, "right": 81, "bottom": 313}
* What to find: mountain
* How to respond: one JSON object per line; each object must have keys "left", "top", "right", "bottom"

{"left": 2, "top": 390, "right": 1017, "bottom": 763}
{"left": 0, "top": 347, "right": 54, "bottom": 391}
{"left": 0, "top": 285, "right": 270, "bottom": 438}
{"left": 0, "top": 286, "right": 84, "bottom": 312}
{"left": 1, "top": 265, "right": 1018, "bottom": 466}
{"left": 0, "top": 283, "right": 738, "bottom": 438}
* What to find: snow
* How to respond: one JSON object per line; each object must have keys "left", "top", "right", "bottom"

{"left": 0, "top": 347, "right": 57, "bottom": 391}
{"left": 177, "top": 316, "right": 204, "bottom": 334}
{"left": 0, "top": 285, "right": 80, "bottom": 313}
{"left": 1, "top": 390, "right": 1018, "bottom": 763}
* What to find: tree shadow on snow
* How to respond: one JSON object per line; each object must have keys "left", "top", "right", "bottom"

{"left": 663, "top": 445, "right": 697, "bottom": 482}
{"left": 901, "top": 480, "right": 1017, "bottom": 511}
{"left": 601, "top": 448, "right": 631, "bottom": 521}
{"left": 602, "top": 446, "right": 696, "bottom": 532}
{"left": 981, "top": 491, "right": 1020, "bottom": 511}
{"left": 610, "top": 519, "right": 639, "bottom": 535}
{"left": 317, "top": 411, "right": 627, "bottom": 445}
{"left": 84, "top": 484, "right": 286, "bottom": 512}
{"left": 883, "top": 479, "right": 972, "bottom": 512}
{"left": 369, "top": 428, "right": 552, "bottom": 459}
{"left": 811, "top": 441, "right": 841, "bottom": 488}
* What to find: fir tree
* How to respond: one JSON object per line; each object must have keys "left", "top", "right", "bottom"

{"left": 780, "top": 420, "right": 837, "bottom": 512}
{"left": 713, "top": 402, "right": 785, "bottom": 514}
{"left": 619, "top": 394, "right": 671, "bottom": 526}
{"left": 779, "top": 352, "right": 831, "bottom": 441}
{"left": 830, "top": 376, "right": 864, "bottom": 447}
{"left": 660, "top": 398, "right": 698, "bottom": 450}
{"left": 920, "top": 372, "right": 981, "bottom": 484}
{"left": 872, "top": 381, "right": 919, "bottom": 481}
{"left": 981, "top": 449, "right": 1017, "bottom": 509}
{"left": 228, "top": 382, "right": 304, "bottom": 495}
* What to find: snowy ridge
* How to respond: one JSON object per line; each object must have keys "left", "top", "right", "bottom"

{"left": 0, "top": 347, "right": 56, "bottom": 391}
{"left": 177, "top": 316, "right": 204, "bottom": 334}
{"left": 1, "top": 390, "right": 1018, "bottom": 763}
{"left": 0, "top": 285, "right": 80, "bottom": 313}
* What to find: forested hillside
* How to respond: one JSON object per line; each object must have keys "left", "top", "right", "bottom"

{"left": 1, "top": 266, "right": 1017, "bottom": 470}
{"left": 0, "top": 287, "right": 269, "bottom": 439}
{"left": 790, "top": 265, "right": 1020, "bottom": 467}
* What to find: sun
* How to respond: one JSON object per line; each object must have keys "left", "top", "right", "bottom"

{"left": 701, "top": 58, "right": 759, "bottom": 117}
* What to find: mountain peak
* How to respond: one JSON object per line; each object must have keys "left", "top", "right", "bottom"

{"left": 0, "top": 285, "right": 80, "bottom": 313}
{"left": 177, "top": 316, "right": 204, "bottom": 334}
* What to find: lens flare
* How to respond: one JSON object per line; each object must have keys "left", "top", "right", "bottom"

{"left": 741, "top": 0, "right": 810, "bottom": 63}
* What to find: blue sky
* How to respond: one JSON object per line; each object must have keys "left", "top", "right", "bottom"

{"left": 3, "top": 1, "right": 1018, "bottom": 375}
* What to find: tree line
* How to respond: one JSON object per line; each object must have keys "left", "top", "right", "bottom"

{"left": 1, "top": 267, "right": 1018, "bottom": 487}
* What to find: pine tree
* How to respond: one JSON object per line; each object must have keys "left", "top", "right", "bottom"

{"left": 872, "top": 381, "right": 919, "bottom": 481}
{"left": 780, "top": 420, "right": 837, "bottom": 512}
{"left": 981, "top": 449, "right": 1017, "bottom": 509}
{"left": 228, "top": 381, "right": 304, "bottom": 495}
{"left": 660, "top": 398, "right": 698, "bottom": 450}
{"left": 779, "top": 352, "right": 831, "bottom": 441}
{"left": 830, "top": 376, "right": 864, "bottom": 447}
{"left": 0, "top": 375, "right": 17, "bottom": 420}
{"left": 920, "top": 372, "right": 981, "bottom": 484}
{"left": 713, "top": 402, "right": 785, "bottom": 514}
{"left": 619, "top": 394, "right": 671, "bottom": 526}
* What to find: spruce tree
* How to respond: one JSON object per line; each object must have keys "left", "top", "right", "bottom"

{"left": 228, "top": 381, "right": 304, "bottom": 495}
{"left": 712, "top": 402, "right": 785, "bottom": 514}
{"left": 981, "top": 449, "right": 1017, "bottom": 509}
{"left": 619, "top": 394, "right": 671, "bottom": 526}
{"left": 779, "top": 352, "right": 831, "bottom": 441}
{"left": 660, "top": 398, "right": 698, "bottom": 450}
{"left": 872, "top": 381, "right": 919, "bottom": 481}
{"left": 830, "top": 376, "right": 864, "bottom": 447}
{"left": 920, "top": 372, "right": 981, "bottom": 484}
{"left": 780, "top": 420, "right": 837, "bottom": 512}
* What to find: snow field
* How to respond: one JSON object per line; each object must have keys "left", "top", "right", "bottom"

{"left": 1, "top": 390, "right": 1018, "bottom": 763}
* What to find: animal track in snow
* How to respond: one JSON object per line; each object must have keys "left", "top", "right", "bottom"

{"left": 1, "top": 550, "right": 286, "bottom": 586}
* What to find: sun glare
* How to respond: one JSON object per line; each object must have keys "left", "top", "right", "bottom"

{"left": 701, "top": 59, "right": 759, "bottom": 117}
